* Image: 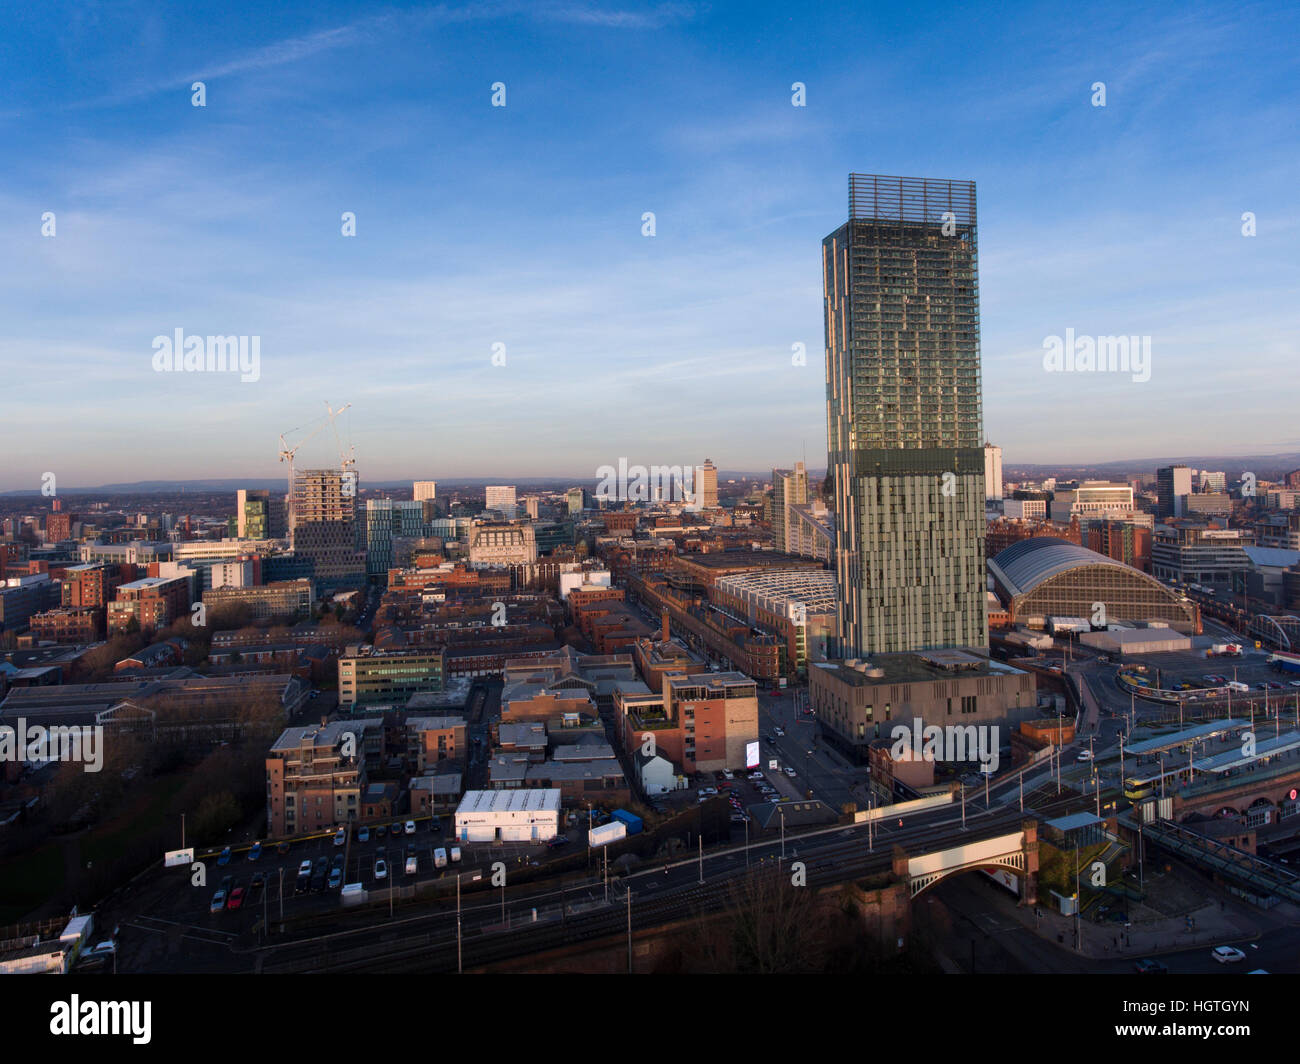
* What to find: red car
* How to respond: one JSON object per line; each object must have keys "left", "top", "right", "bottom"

{"left": 226, "top": 886, "right": 245, "bottom": 911}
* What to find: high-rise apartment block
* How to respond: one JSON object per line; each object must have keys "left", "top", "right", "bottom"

{"left": 984, "top": 443, "right": 1003, "bottom": 501}
{"left": 413, "top": 481, "right": 437, "bottom": 503}
{"left": 236, "top": 488, "right": 286, "bottom": 540}
{"left": 696, "top": 460, "right": 719, "bottom": 509}
{"left": 291, "top": 469, "right": 365, "bottom": 592}
{"left": 771, "top": 463, "right": 809, "bottom": 553}
{"left": 485, "top": 486, "right": 517, "bottom": 517}
{"left": 1157, "top": 465, "right": 1193, "bottom": 519}
{"left": 823, "top": 173, "right": 987, "bottom": 656}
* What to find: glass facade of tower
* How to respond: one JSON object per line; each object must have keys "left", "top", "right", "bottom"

{"left": 824, "top": 173, "right": 988, "bottom": 656}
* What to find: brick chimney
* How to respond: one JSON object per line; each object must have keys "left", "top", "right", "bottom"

{"left": 661, "top": 608, "right": 670, "bottom": 643}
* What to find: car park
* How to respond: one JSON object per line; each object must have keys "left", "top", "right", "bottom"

{"left": 1211, "top": 946, "right": 1246, "bottom": 964}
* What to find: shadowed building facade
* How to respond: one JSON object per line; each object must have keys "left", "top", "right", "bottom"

{"left": 823, "top": 173, "right": 988, "bottom": 656}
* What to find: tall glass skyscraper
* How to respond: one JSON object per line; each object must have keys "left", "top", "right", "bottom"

{"left": 823, "top": 173, "right": 988, "bottom": 656}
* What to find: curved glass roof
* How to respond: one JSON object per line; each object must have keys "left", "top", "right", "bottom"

{"left": 989, "top": 536, "right": 1129, "bottom": 596}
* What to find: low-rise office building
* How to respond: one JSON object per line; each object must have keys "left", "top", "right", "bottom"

{"left": 809, "top": 650, "right": 1036, "bottom": 766}
{"left": 265, "top": 719, "right": 383, "bottom": 836}
{"left": 338, "top": 645, "right": 444, "bottom": 709}
{"left": 454, "top": 788, "right": 561, "bottom": 842}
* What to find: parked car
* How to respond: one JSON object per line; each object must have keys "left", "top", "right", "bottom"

{"left": 248, "top": 842, "right": 261, "bottom": 861}
{"left": 358, "top": 826, "right": 370, "bottom": 843}
{"left": 774, "top": 727, "right": 785, "bottom": 737}
{"left": 276, "top": 841, "right": 290, "bottom": 856}
{"left": 450, "top": 847, "right": 461, "bottom": 863}
{"left": 298, "top": 859, "right": 313, "bottom": 878}
{"left": 405, "top": 856, "right": 418, "bottom": 876}
{"left": 1211, "top": 946, "right": 1246, "bottom": 964}
{"left": 391, "top": 821, "right": 404, "bottom": 836}
{"left": 333, "top": 828, "right": 346, "bottom": 847}
{"left": 547, "top": 835, "right": 570, "bottom": 849}
{"left": 210, "top": 889, "right": 227, "bottom": 912}
{"left": 373, "top": 856, "right": 388, "bottom": 880}
{"left": 250, "top": 871, "right": 265, "bottom": 890}
{"left": 1134, "top": 958, "right": 1168, "bottom": 974}
{"left": 328, "top": 867, "right": 343, "bottom": 889}
{"left": 376, "top": 825, "right": 387, "bottom": 839}
{"left": 434, "top": 848, "right": 448, "bottom": 868}
{"left": 784, "top": 767, "right": 797, "bottom": 778}
{"left": 217, "top": 846, "right": 231, "bottom": 866}
{"left": 227, "top": 886, "right": 245, "bottom": 910}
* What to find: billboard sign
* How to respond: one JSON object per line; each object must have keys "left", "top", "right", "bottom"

{"left": 746, "top": 741, "right": 760, "bottom": 769}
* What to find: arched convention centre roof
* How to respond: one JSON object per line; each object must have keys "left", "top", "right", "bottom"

{"left": 988, "top": 537, "right": 1129, "bottom": 597}
{"left": 988, "top": 536, "right": 1198, "bottom": 632}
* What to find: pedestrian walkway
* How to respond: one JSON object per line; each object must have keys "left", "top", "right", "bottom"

{"left": 1006, "top": 886, "right": 1260, "bottom": 961}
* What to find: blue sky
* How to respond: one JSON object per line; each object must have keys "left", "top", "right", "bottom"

{"left": 3, "top": 0, "right": 1298, "bottom": 490}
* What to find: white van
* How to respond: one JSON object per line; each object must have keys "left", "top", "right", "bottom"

{"left": 434, "top": 847, "right": 448, "bottom": 869}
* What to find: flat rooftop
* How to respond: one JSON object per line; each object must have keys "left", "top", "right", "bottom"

{"left": 1125, "top": 720, "right": 1248, "bottom": 757}
{"left": 456, "top": 789, "right": 561, "bottom": 816}
{"left": 813, "top": 651, "right": 1024, "bottom": 687}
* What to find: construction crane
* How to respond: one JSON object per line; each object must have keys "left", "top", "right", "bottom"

{"left": 278, "top": 402, "right": 352, "bottom": 538}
